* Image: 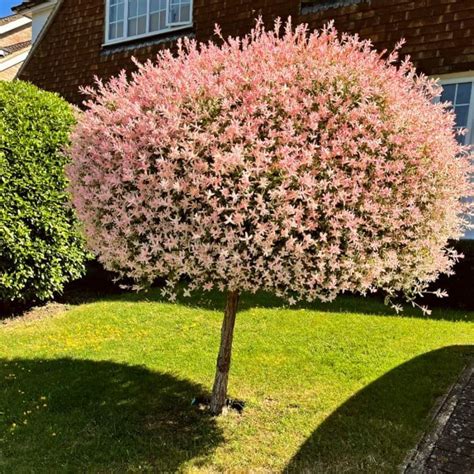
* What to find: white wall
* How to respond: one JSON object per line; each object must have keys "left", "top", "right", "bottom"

{"left": 30, "top": 1, "right": 57, "bottom": 43}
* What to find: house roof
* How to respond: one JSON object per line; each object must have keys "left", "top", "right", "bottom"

{"left": 14, "top": 0, "right": 62, "bottom": 79}
{"left": 12, "top": 1, "right": 50, "bottom": 14}
{"left": 0, "top": 14, "right": 23, "bottom": 26}
{"left": 0, "top": 40, "right": 31, "bottom": 57}
{"left": 0, "top": 13, "right": 31, "bottom": 36}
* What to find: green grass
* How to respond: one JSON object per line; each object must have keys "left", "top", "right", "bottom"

{"left": 0, "top": 291, "right": 472, "bottom": 473}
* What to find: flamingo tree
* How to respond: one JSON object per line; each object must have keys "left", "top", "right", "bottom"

{"left": 68, "top": 20, "right": 471, "bottom": 415}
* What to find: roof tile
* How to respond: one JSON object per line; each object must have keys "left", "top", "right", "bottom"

{"left": 0, "top": 14, "right": 23, "bottom": 26}
{"left": 1, "top": 40, "right": 31, "bottom": 56}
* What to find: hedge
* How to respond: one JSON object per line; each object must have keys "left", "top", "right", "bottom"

{"left": 0, "top": 81, "right": 88, "bottom": 304}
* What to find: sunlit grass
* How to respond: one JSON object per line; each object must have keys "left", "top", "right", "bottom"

{"left": 0, "top": 290, "right": 472, "bottom": 472}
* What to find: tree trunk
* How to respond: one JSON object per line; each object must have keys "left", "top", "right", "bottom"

{"left": 210, "top": 290, "right": 240, "bottom": 415}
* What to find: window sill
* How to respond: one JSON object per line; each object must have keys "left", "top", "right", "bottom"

{"left": 301, "top": 0, "right": 367, "bottom": 14}
{"left": 101, "top": 25, "right": 194, "bottom": 54}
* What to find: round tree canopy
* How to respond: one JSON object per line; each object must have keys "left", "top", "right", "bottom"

{"left": 68, "top": 20, "right": 471, "bottom": 308}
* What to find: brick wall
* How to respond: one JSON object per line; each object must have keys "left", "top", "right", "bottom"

{"left": 18, "top": 0, "right": 474, "bottom": 104}
{"left": 300, "top": 0, "right": 474, "bottom": 76}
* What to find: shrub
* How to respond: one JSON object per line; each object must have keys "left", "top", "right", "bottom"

{"left": 0, "top": 81, "right": 87, "bottom": 304}
{"left": 68, "top": 20, "right": 471, "bottom": 413}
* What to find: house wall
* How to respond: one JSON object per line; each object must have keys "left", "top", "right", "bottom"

{"left": 0, "top": 61, "right": 22, "bottom": 81}
{"left": 18, "top": 0, "right": 474, "bottom": 105}
{"left": 0, "top": 24, "right": 31, "bottom": 49}
{"left": 31, "top": 5, "right": 56, "bottom": 42}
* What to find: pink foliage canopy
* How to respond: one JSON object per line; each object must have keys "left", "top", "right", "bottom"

{"left": 68, "top": 19, "right": 471, "bottom": 307}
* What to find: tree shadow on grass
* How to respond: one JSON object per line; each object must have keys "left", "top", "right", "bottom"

{"left": 108, "top": 288, "right": 474, "bottom": 323}
{"left": 285, "top": 345, "right": 473, "bottom": 473}
{"left": 58, "top": 261, "right": 473, "bottom": 321}
{"left": 4, "top": 280, "right": 470, "bottom": 324}
{"left": 3, "top": 257, "right": 471, "bottom": 322}
{"left": 0, "top": 358, "right": 222, "bottom": 472}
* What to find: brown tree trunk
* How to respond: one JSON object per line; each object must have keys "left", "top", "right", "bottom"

{"left": 210, "top": 290, "right": 240, "bottom": 415}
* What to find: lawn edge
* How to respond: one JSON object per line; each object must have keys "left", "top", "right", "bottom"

{"left": 0, "top": 302, "right": 71, "bottom": 328}
{"left": 401, "top": 360, "right": 473, "bottom": 473}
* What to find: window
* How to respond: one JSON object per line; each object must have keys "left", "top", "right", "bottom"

{"left": 105, "top": 0, "right": 193, "bottom": 45}
{"left": 168, "top": 0, "right": 192, "bottom": 25}
{"left": 440, "top": 81, "right": 474, "bottom": 145}
{"left": 108, "top": 0, "right": 125, "bottom": 40}
{"left": 439, "top": 77, "right": 474, "bottom": 239}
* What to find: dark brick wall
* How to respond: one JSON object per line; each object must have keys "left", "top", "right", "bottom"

{"left": 18, "top": 0, "right": 474, "bottom": 104}
{"left": 301, "top": 0, "right": 474, "bottom": 77}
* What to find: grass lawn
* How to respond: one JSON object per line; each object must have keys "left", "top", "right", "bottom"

{"left": 0, "top": 290, "right": 472, "bottom": 473}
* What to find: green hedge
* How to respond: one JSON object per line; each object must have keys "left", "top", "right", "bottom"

{"left": 0, "top": 81, "right": 88, "bottom": 303}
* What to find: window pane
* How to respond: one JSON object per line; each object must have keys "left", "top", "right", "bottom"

{"left": 137, "top": 15, "right": 147, "bottom": 34}
{"left": 138, "top": 0, "right": 147, "bottom": 16}
{"left": 441, "top": 84, "right": 456, "bottom": 104}
{"left": 456, "top": 83, "right": 472, "bottom": 105}
{"left": 150, "top": 11, "right": 166, "bottom": 31}
{"left": 456, "top": 133, "right": 466, "bottom": 145}
{"left": 150, "top": 0, "right": 167, "bottom": 31}
{"left": 127, "top": 0, "right": 147, "bottom": 36}
{"left": 169, "top": 0, "right": 191, "bottom": 24}
{"left": 181, "top": 3, "right": 191, "bottom": 22}
{"left": 150, "top": 0, "right": 164, "bottom": 13}
{"left": 169, "top": 3, "right": 180, "bottom": 23}
{"left": 150, "top": 12, "right": 159, "bottom": 31}
{"left": 160, "top": 10, "right": 166, "bottom": 29}
{"left": 129, "top": 0, "right": 138, "bottom": 16}
{"left": 109, "top": 0, "right": 124, "bottom": 40}
{"left": 128, "top": 17, "right": 137, "bottom": 35}
{"left": 455, "top": 105, "right": 469, "bottom": 128}
{"left": 109, "top": 22, "right": 117, "bottom": 40}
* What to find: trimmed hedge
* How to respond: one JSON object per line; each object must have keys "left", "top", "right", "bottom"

{"left": 0, "top": 81, "right": 88, "bottom": 304}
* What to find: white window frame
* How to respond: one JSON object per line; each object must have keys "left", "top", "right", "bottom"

{"left": 436, "top": 73, "right": 474, "bottom": 240}
{"left": 104, "top": 0, "right": 193, "bottom": 46}
{"left": 437, "top": 74, "right": 474, "bottom": 146}
{"left": 167, "top": 0, "right": 193, "bottom": 26}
